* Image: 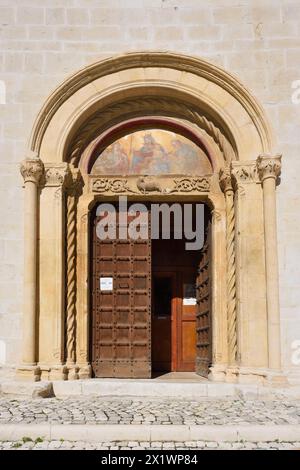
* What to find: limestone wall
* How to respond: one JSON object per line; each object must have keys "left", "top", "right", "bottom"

{"left": 0, "top": 0, "right": 299, "bottom": 378}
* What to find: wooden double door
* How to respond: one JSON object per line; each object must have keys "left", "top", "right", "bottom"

{"left": 90, "top": 202, "right": 211, "bottom": 378}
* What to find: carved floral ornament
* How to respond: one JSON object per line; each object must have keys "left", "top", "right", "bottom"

{"left": 91, "top": 176, "right": 210, "bottom": 194}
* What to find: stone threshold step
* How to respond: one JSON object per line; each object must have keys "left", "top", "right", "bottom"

{"left": 1, "top": 424, "right": 300, "bottom": 443}
{"left": 1, "top": 378, "right": 300, "bottom": 399}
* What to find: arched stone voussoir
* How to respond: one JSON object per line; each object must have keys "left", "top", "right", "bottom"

{"left": 29, "top": 52, "right": 274, "bottom": 167}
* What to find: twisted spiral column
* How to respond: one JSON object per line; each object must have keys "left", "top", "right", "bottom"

{"left": 219, "top": 167, "right": 237, "bottom": 365}
{"left": 65, "top": 170, "right": 81, "bottom": 369}
{"left": 66, "top": 191, "right": 77, "bottom": 364}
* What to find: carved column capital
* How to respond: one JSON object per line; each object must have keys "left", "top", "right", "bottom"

{"left": 230, "top": 161, "right": 258, "bottom": 195}
{"left": 257, "top": 154, "right": 282, "bottom": 181}
{"left": 20, "top": 157, "right": 44, "bottom": 184}
{"left": 231, "top": 161, "right": 258, "bottom": 184}
{"left": 66, "top": 168, "right": 83, "bottom": 195}
{"left": 219, "top": 167, "right": 233, "bottom": 193}
{"left": 44, "top": 163, "right": 72, "bottom": 187}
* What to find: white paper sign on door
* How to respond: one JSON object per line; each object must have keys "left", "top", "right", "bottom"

{"left": 100, "top": 277, "right": 113, "bottom": 291}
{"left": 183, "top": 297, "right": 197, "bottom": 306}
{"left": 183, "top": 283, "right": 197, "bottom": 305}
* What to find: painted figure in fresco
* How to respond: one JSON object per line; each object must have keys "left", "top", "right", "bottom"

{"left": 131, "top": 133, "right": 170, "bottom": 174}
{"left": 170, "top": 139, "right": 201, "bottom": 174}
{"left": 93, "top": 142, "right": 129, "bottom": 174}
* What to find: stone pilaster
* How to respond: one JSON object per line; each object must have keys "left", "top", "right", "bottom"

{"left": 207, "top": 193, "right": 228, "bottom": 383}
{"left": 231, "top": 161, "right": 269, "bottom": 383}
{"left": 257, "top": 154, "right": 284, "bottom": 382}
{"left": 18, "top": 154, "right": 44, "bottom": 381}
{"left": 38, "top": 163, "right": 71, "bottom": 381}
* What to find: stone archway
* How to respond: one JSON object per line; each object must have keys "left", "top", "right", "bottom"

{"left": 18, "top": 52, "right": 284, "bottom": 384}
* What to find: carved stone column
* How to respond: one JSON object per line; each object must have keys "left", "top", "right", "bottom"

{"left": 257, "top": 154, "right": 283, "bottom": 378}
{"left": 219, "top": 167, "right": 238, "bottom": 376}
{"left": 65, "top": 169, "right": 83, "bottom": 380}
{"left": 18, "top": 154, "right": 44, "bottom": 381}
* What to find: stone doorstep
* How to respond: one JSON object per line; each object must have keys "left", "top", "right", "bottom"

{"left": 1, "top": 424, "right": 300, "bottom": 443}
{"left": 1, "top": 378, "right": 300, "bottom": 399}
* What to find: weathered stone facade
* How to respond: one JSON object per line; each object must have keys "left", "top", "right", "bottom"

{"left": 0, "top": 0, "right": 299, "bottom": 384}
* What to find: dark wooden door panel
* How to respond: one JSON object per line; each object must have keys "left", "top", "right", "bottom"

{"left": 196, "top": 212, "right": 212, "bottom": 377}
{"left": 91, "top": 204, "right": 151, "bottom": 378}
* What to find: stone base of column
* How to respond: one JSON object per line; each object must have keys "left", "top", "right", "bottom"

{"left": 19, "top": 363, "right": 92, "bottom": 381}
{"left": 235, "top": 366, "right": 288, "bottom": 386}
{"left": 38, "top": 364, "right": 68, "bottom": 381}
{"left": 225, "top": 366, "right": 239, "bottom": 383}
{"left": 208, "top": 364, "right": 227, "bottom": 382}
{"left": 236, "top": 366, "right": 267, "bottom": 385}
{"left": 16, "top": 365, "right": 41, "bottom": 382}
{"left": 78, "top": 363, "right": 92, "bottom": 379}
{"left": 266, "top": 369, "right": 289, "bottom": 386}
{"left": 67, "top": 363, "right": 79, "bottom": 380}
{"left": 49, "top": 365, "right": 68, "bottom": 381}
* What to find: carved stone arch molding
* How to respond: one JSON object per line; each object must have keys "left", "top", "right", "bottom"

{"left": 18, "top": 52, "right": 285, "bottom": 385}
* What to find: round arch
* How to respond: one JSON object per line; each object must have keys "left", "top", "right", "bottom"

{"left": 28, "top": 51, "right": 274, "bottom": 167}
{"left": 79, "top": 116, "right": 216, "bottom": 174}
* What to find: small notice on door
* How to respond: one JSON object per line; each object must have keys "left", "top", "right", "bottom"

{"left": 100, "top": 277, "right": 113, "bottom": 291}
{"left": 183, "top": 283, "right": 197, "bottom": 305}
{"left": 183, "top": 297, "right": 197, "bottom": 305}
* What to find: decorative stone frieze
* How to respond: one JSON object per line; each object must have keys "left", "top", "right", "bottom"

{"left": 172, "top": 177, "right": 210, "bottom": 193}
{"left": 90, "top": 175, "right": 211, "bottom": 195}
{"left": 92, "top": 178, "right": 135, "bottom": 193}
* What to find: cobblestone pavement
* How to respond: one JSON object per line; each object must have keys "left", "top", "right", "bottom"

{"left": 0, "top": 439, "right": 300, "bottom": 450}
{"left": 0, "top": 397, "right": 300, "bottom": 425}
